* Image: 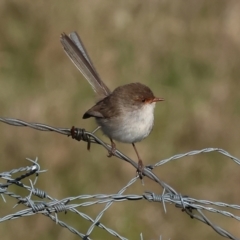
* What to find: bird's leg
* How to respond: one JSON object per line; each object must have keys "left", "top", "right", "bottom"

{"left": 108, "top": 138, "right": 116, "bottom": 157}
{"left": 132, "top": 143, "right": 144, "bottom": 179}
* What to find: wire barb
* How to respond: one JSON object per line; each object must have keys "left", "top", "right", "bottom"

{"left": 70, "top": 126, "right": 91, "bottom": 150}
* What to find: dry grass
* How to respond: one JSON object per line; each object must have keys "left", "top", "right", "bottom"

{"left": 1, "top": 0, "right": 240, "bottom": 239}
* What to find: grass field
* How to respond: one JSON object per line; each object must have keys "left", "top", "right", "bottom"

{"left": 0, "top": 1, "right": 240, "bottom": 239}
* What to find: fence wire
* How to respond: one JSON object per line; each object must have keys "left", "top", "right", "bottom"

{"left": 0, "top": 117, "right": 240, "bottom": 240}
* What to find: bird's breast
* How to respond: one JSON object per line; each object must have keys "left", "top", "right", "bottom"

{"left": 96, "top": 102, "right": 156, "bottom": 143}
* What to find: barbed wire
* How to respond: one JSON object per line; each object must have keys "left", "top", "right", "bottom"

{"left": 0, "top": 117, "right": 240, "bottom": 240}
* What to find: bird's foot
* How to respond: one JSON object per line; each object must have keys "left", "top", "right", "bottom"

{"left": 107, "top": 147, "right": 116, "bottom": 157}
{"left": 136, "top": 159, "right": 144, "bottom": 179}
{"left": 107, "top": 139, "right": 116, "bottom": 157}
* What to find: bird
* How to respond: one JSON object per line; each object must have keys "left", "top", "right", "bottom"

{"left": 60, "top": 32, "right": 164, "bottom": 178}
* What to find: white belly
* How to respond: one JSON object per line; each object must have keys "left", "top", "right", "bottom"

{"left": 96, "top": 103, "right": 156, "bottom": 143}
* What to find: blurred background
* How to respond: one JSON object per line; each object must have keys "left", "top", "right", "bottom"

{"left": 0, "top": 0, "right": 240, "bottom": 239}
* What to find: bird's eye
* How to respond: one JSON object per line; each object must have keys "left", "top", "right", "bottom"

{"left": 142, "top": 99, "right": 146, "bottom": 103}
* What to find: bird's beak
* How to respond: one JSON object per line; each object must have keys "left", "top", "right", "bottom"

{"left": 151, "top": 97, "right": 164, "bottom": 103}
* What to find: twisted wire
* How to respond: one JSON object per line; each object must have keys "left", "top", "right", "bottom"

{"left": 1, "top": 117, "right": 240, "bottom": 240}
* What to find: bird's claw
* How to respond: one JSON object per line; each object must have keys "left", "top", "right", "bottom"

{"left": 107, "top": 149, "right": 115, "bottom": 157}
{"left": 107, "top": 142, "right": 116, "bottom": 157}
{"left": 136, "top": 159, "right": 144, "bottom": 179}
